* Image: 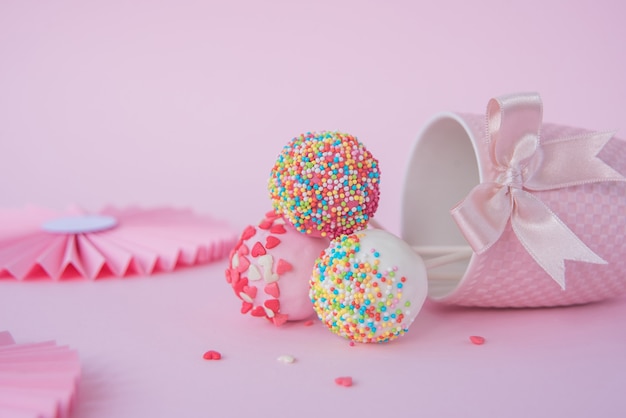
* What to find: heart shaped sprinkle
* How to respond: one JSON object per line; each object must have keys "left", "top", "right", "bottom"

{"left": 259, "top": 219, "right": 273, "bottom": 230}
{"left": 270, "top": 224, "right": 286, "bottom": 234}
{"left": 264, "top": 282, "right": 280, "bottom": 298}
{"left": 265, "top": 236, "right": 281, "bottom": 249}
{"left": 264, "top": 299, "right": 280, "bottom": 313}
{"left": 272, "top": 313, "right": 288, "bottom": 326}
{"left": 238, "top": 244, "right": 249, "bottom": 256}
{"left": 251, "top": 242, "right": 266, "bottom": 257}
{"left": 242, "top": 285, "right": 257, "bottom": 299}
{"left": 469, "top": 335, "right": 486, "bottom": 345}
{"left": 236, "top": 256, "right": 250, "bottom": 273}
{"left": 251, "top": 306, "right": 266, "bottom": 317}
{"left": 265, "top": 209, "right": 279, "bottom": 219}
{"left": 241, "top": 226, "right": 257, "bottom": 240}
{"left": 241, "top": 302, "right": 253, "bottom": 314}
{"left": 233, "top": 277, "right": 249, "bottom": 294}
{"left": 276, "top": 259, "right": 292, "bottom": 275}
{"left": 334, "top": 377, "right": 353, "bottom": 387}
{"left": 203, "top": 350, "right": 222, "bottom": 360}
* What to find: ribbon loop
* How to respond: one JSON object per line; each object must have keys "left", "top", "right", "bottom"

{"left": 452, "top": 92, "right": 624, "bottom": 288}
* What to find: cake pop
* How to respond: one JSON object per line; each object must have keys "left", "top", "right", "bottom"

{"left": 225, "top": 210, "right": 330, "bottom": 325}
{"left": 309, "top": 228, "right": 428, "bottom": 343}
{"left": 268, "top": 131, "right": 381, "bottom": 239}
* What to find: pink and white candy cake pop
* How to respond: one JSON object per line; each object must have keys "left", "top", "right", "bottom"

{"left": 309, "top": 228, "right": 428, "bottom": 343}
{"left": 225, "top": 210, "right": 330, "bottom": 326}
{"left": 268, "top": 131, "right": 381, "bottom": 239}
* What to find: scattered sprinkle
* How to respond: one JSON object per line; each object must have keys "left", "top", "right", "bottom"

{"left": 349, "top": 341, "right": 355, "bottom": 347}
{"left": 277, "top": 354, "right": 296, "bottom": 364}
{"left": 469, "top": 335, "right": 486, "bottom": 345}
{"left": 203, "top": 350, "right": 222, "bottom": 360}
{"left": 303, "top": 320, "right": 314, "bottom": 326}
{"left": 334, "top": 376, "right": 353, "bottom": 387}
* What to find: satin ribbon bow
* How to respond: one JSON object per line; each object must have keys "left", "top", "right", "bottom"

{"left": 451, "top": 92, "right": 625, "bottom": 289}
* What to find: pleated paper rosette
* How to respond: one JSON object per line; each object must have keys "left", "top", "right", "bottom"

{"left": 0, "top": 331, "right": 80, "bottom": 418}
{"left": 0, "top": 205, "right": 237, "bottom": 280}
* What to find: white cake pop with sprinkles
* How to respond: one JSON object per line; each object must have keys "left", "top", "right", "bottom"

{"left": 309, "top": 228, "right": 428, "bottom": 343}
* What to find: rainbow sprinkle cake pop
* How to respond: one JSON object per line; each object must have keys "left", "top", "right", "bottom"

{"left": 268, "top": 131, "right": 381, "bottom": 239}
{"left": 309, "top": 228, "right": 428, "bottom": 343}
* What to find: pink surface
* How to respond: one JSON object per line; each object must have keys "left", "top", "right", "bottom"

{"left": 2, "top": 1, "right": 626, "bottom": 417}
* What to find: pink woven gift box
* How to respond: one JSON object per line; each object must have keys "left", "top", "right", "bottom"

{"left": 401, "top": 92, "right": 626, "bottom": 307}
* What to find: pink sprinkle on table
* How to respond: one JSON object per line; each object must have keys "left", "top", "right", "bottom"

{"left": 469, "top": 336, "right": 486, "bottom": 345}
{"left": 335, "top": 376, "right": 353, "bottom": 387}
{"left": 203, "top": 350, "right": 222, "bottom": 360}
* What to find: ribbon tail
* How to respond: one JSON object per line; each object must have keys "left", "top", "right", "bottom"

{"left": 511, "top": 190, "right": 607, "bottom": 289}
{"left": 451, "top": 183, "right": 511, "bottom": 253}
{"left": 526, "top": 131, "right": 625, "bottom": 190}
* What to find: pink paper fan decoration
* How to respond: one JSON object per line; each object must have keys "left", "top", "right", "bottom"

{"left": 0, "top": 331, "right": 81, "bottom": 418}
{"left": 0, "top": 206, "right": 237, "bottom": 280}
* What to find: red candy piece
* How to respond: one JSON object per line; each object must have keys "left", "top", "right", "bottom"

{"left": 265, "top": 236, "right": 280, "bottom": 249}
{"left": 241, "top": 302, "right": 253, "bottom": 314}
{"left": 251, "top": 242, "right": 266, "bottom": 257}
{"left": 259, "top": 219, "right": 273, "bottom": 230}
{"left": 469, "top": 335, "right": 486, "bottom": 345}
{"left": 272, "top": 313, "right": 289, "bottom": 326}
{"left": 235, "top": 256, "right": 250, "bottom": 273}
{"left": 242, "top": 285, "right": 257, "bottom": 299}
{"left": 270, "top": 224, "right": 286, "bottom": 234}
{"left": 228, "top": 269, "right": 240, "bottom": 284}
{"left": 276, "top": 259, "right": 292, "bottom": 274}
{"left": 241, "top": 226, "right": 257, "bottom": 241}
{"left": 251, "top": 306, "right": 266, "bottom": 317}
{"left": 264, "top": 282, "right": 280, "bottom": 298}
{"left": 238, "top": 244, "right": 249, "bottom": 256}
{"left": 203, "top": 350, "right": 222, "bottom": 360}
{"left": 264, "top": 299, "right": 280, "bottom": 313}
{"left": 334, "top": 376, "right": 353, "bottom": 387}
{"left": 233, "top": 277, "right": 249, "bottom": 295}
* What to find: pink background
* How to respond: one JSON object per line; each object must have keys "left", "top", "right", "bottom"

{"left": 1, "top": 0, "right": 626, "bottom": 417}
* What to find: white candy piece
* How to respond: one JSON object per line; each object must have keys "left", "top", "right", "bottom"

{"left": 277, "top": 354, "right": 296, "bottom": 364}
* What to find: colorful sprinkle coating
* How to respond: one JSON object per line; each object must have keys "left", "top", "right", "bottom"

{"left": 268, "top": 131, "right": 381, "bottom": 239}
{"left": 309, "top": 229, "right": 426, "bottom": 343}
